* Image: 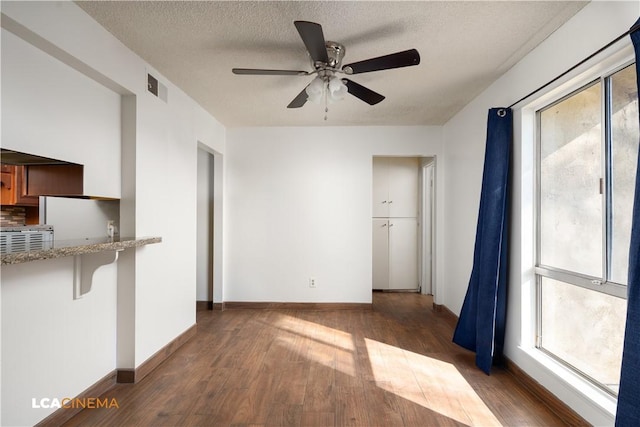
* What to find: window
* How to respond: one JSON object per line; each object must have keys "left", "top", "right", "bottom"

{"left": 536, "top": 63, "right": 639, "bottom": 395}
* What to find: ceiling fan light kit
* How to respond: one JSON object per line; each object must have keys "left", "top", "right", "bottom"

{"left": 306, "top": 76, "right": 347, "bottom": 103}
{"left": 328, "top": 76, "right": 348, "bottom": 101}
{"left": 231, "top": 20, "right": 420, "bottom": 120}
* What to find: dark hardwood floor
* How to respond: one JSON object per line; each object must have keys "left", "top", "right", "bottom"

{"left": 63, "top": 293, "right": 575, "bottom": 426}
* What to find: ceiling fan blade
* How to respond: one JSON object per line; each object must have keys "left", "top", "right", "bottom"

{"left": 287, "top": 87, "right": 309, "bottom": 108}
{"left": 342, "top": 49, "right": 420, "bottom": 74}
{"left": 232, "top": 68, "right": 309, "bottom": 76}
{"left": 294, "top": 21, "right": 329, "bottom": 64}
{"left": 343, "top": 79, "right": 385, "bottom": 105}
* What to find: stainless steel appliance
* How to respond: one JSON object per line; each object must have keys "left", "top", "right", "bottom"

{"left": 0, "top": 225, "right": 54, "bottom": 254}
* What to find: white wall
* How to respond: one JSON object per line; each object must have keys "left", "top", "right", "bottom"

{"left": 225, "top": 126, "right": 443, "bottom": 303}
{"left": 0, "top": 2, "right": 225, "bottom": 425}
{"left": 442, "top": 1, "right": 639, "bottom": 425}
{"left": 1, "top": 29, "right": 121, "bottom": 199}
{"left": 1, "top": 259, "right": 117, "bottom": 425}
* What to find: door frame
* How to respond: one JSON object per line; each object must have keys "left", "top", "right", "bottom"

{"left": 371, "top": 155, "right": 436, "bottom": 297}
{"left": 197, "top": 143, "right": 224, "bottom": 308}
{"left": 420, "top": 160, "right": 436, "bottom": 295}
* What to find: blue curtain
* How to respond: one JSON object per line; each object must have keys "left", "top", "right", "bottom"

{"left": 616, "top": 17, "right": 640, "bottom": 427}
{"left": 452, "top": 108, "right": 512, "bottom": 375}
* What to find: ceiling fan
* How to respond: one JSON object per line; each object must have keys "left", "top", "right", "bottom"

{"left": 232, "top": 21, "right": 420, "bottom": 109}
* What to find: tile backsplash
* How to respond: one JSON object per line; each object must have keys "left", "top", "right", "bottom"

{"left": 1, "top": 206, "right": 27, "bottom": 227}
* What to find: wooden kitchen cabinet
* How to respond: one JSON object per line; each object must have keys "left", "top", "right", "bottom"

{"left": 0, "top": 164, "right": 39, "bottom": 206}
{"left": 0, "top": 163, "right": 83, "bottom": 205}
{"left": 16, "top": 166, "right": 40, "bottom": 205}
{"left": 0, "top": 164, "right": 14, "bottom": 205}
{"left": 25, "top": 164, "right": 83, "bottom": 196}
{"left": 1, "top": 164, "right": 40, "bottom": 224}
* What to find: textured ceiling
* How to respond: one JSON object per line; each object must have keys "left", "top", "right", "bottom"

{"left": 77, "top": 1, "right": 587, "bottom": 127}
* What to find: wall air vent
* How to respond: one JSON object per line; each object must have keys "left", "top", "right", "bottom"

{"left": 147, "top": 73, "right": 168, "bottom": 103}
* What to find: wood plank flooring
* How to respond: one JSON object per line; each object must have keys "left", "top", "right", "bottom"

{"left": 63, "top": 293, "right": 573, "bottom": 426}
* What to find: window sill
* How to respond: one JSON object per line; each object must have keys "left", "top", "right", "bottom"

{"left": 519, "top": 346, "right": 618, "bottom": 419}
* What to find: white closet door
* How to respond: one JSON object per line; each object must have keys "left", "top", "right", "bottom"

{"left": 372, "top": 219, "right": 390, "bottom": 290}
{"left": 372, "top": 157, "right": 389, "bottom": 217}
{"left": 388, "top": 218, "right": 418, "bottom": 290}
{"left": 387, "top": 157, "right": 419, "bottom": 217}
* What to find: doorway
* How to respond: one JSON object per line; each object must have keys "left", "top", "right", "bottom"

{"left": 372, "top": 156, "right": 435, "bottom": 295}
{"left": 196, "top": 148, "right": 215, "bottom": 308}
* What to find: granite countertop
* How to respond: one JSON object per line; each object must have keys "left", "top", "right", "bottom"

{"left": 1, "top": 236, "right": 162, "bottom": 265}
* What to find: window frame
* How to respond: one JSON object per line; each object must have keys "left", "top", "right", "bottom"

{"left": 514, "top": 42, "right": 635, "bottom": 417}
{"left": 533, "top": 58, "right": 637, "bottom": 397}
{"left": 535, "top": 61, "right": 636, "bottom": 301}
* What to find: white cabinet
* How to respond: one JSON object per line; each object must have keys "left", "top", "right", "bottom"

{"left": 372, "top": 157, "right": 419, "bottom": 218}
{"left": 372, "top": 157, "right": 420, "bottom": 290}
{"left": 372, "top": 157, "right": 420, "bottom": 291}
{"left": 372, "top": 219, "right": 390, "bottom": 290}
{"left": 372, "top": 218, "right": 418, "bottom": 290}
{"left": 389, "top": 218, "right": 418, "bottom": 290}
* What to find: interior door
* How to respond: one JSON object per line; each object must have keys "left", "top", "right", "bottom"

{"left": 372, "top": 219, "right": 390, "bottom": 290}
{"left": 388, "top": 217, "right": 418, "bottom": 290}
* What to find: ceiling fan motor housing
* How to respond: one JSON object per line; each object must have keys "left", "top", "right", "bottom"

{"left": 312, "top": 41, "right": 345, "bottom": 72}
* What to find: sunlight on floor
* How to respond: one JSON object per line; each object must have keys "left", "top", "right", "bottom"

{"left": 273, "top": 313, "right": 503, "bottom": 426}
{"left": 365, "top": 338, "right": 502, "bottom": 426}
{"left": 274, "top": 313, "right": 357, "bottom": 376}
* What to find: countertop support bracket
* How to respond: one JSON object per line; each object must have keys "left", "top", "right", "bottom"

{"left": 73, "top": 250, "right": 122, "bottom": 299}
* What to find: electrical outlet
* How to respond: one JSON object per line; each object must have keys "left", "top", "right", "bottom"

{"left": 107, "top": 220, "right": 116, "bottom": 238}
{"left": 309, "top": 277, "right": 317, "bottom": 288}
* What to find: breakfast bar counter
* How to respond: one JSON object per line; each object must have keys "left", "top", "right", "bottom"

{"left": 1, "top": 236, "right": 162, "bottom": 265}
